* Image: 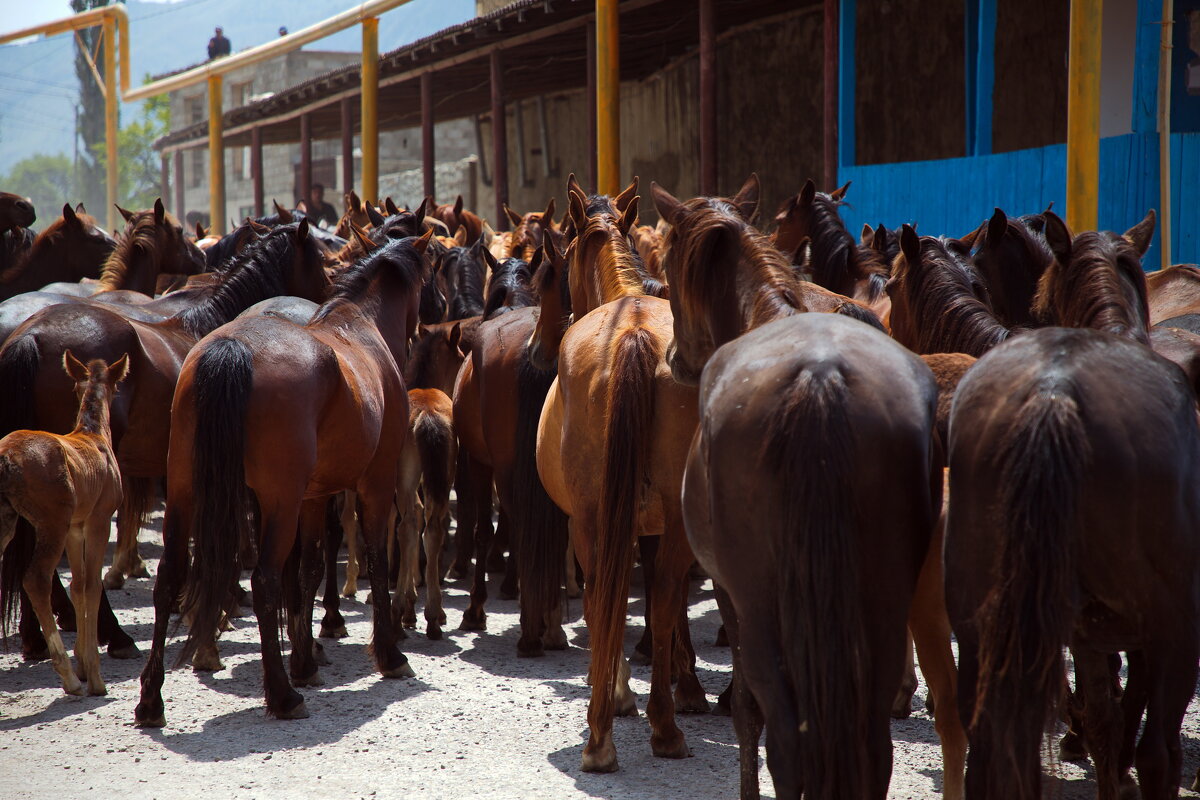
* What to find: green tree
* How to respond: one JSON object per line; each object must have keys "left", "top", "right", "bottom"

{"left": 1, "top": 154, "right": 77, "bottom": 221}
{"left": 93, "top": 87, "right": 169, "bottom": 210}
{"left": 71, "top": 0, "right": 121, "bottom": 213}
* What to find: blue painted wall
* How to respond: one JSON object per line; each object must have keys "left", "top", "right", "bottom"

{"left": 839, "top": 132, "right": 1199, "bottom": 271}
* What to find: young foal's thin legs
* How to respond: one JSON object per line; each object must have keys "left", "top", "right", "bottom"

{"left": 26, "top": 522, "right": 82, "bottom": 694}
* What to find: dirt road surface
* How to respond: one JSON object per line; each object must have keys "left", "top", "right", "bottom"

{"left": 2, "top": 506, "right": 1199, "bottom": 799}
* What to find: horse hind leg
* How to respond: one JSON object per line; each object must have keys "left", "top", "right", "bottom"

{"left": 319, "top": 497, "right": 348, "bottom": 638}
{"left": 25, "top": 524, "right": 82, "bottom": 695}
{"left": 1074, "top": 645, "right": 1127, "bottom": 800}
{"left": 103, "top": 475, "right": 151, "bottom": 589}
{"left": 891, "top": 631, "right": 918, "bottom": 719}
{"left": 644, "top": 528, "right": 691, "bottom": 760}
{"left": 288, "top": 500, "right": 326, "bottom": 688}
{"left": 1134, "top": 642, "right": 1197, "bottom": 800}
{"left": 79, "top": 516, "right": 111, "bottom": 694}
{"left": 422, "top": 497, "right": 449, "bottom": 640}
{"left": 340, "top": 491, "right": 361, "bottom": 599}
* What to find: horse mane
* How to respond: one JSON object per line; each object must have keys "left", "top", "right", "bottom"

{"left": 855, "top": 243, "right": 891, "bottom": 303}
{"left": 483, "top": 257, "right": 536, "bottom": 319}
{"left": 404, "top": 331, "right": 442, "bottom": 387}
{"left": 176, "top": 223, "right": 318, "bottom": 338}
{"left": 662, "top": 196, "right": 803, "bottom": 332}
{"left": 204, "top": 221, "right": 258, "bottom": 271}
{"left": 313, "top": 235, "right": 427, "bottom": 323}
{"left": 805, "top": 191, "right": 886, "bottom": 298}
{"left": 573, "top": 195, "right": 644, "bottom": 306}
{"left": 442, "top": 246, "right": 486, "bottom": 319}
{"left": 1032, "top": 231, "right": 1150, "bottom": 344}
{"left": 98, "top": 210, "right": 175, "bottom": 292}
{"left": 894, "top": 236, "right": 1011, "bottom": 357}
{"left": 0, "top": 227, "right": 37, "bottom": 283}
{"left": 974, "top": 214, "right": 1055, "bottom": 327}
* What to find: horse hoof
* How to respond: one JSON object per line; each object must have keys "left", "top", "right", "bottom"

{"left": 459, "top": 612, "right": 486, "bottom": 632}
{"left": 292, "top": 671, "right": 324, "bottom": 687}
{"left": 712, "top": 696, "right": 732, "bottom": 717}
{"left": 629, "top": 649, "right": 651, "bottom": 667}
{"left": 542, "top": 628, "right": 568, "bottom": 651}
{"left": 1059, "top": 731, "right": 1088, "bottom": 762}
{"left": 129, "top": 561, "right": 151, "bottom": 579}
{"left": 890, "top": 702, "right": 913, "bottom": 720}
{"left": 63, "top": 680, "right": 85, "bottom": 696}
{"left": 276, "top": 700, "right": 310, "bottom": 720}
{"left": 651, "top": 733, "right": 691, "bottom": 760}
{"left": 191, "top": 654, "right": 224, "bottom": 673}
{"left": 517, "top": 638, "right": 544, "bottom": 658}
{"left": 108, "top": 642, "right": 139, "bottom": 660}
{"left": 102, "top": 570, "right": 126, "bottom": 591}
{"left": 426, "top": 625, "right": 442, "bottom": 641}
{"left": 674, "top": 691, "right": 709, "bottom": 714}
{"left": 57, "top": 615, "right": 78, "bottom": 633}
{"left": 382, "top": 661, "right": 416, "bottom": 679}
{"left": 445, "top": 565, "right": 468, "bottom": 581}
{"left": 134, "top": 709, "right": 166, "bottom": 728}
{"left": 566, "top": 584, "right": 582, "bottom": 599}
{"left": 581, "top": 746, "right": 619, "bottom": 773}
{"left": 341, "top": 590, "right": 357, "bottom": 601}
{"left": 87, "top": 682, "right": 108, "bottom": 697}
{"left": 320, "top": 624, "right": 348, "bottom": 639}
{"left": 714, "top": 626, "right": 729, "bottom": 647}
{"left": 1118, "top": 773, "right": 1141, "bottom": 800}
{"left": 615, "top": 693, "right": 638, "bottom": 717}
{"left": 312, "top": 643, "right": 329, "bottom": 666}
{"left": 22, "top": 646, "right": 49, "bottom": 662}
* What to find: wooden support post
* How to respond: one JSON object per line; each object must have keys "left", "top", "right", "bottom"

{"left": 341, "top": 97, "right": 354, "bottom": 199}
{"left": 251, "top": 126, "right": 264, "bottom": 218}
{"left": 207, "top": 73, "right": 225, "bottom": 235}
{"left": 1066, "top": 0, "right": 1102, "bottom": 232}
{"left": 586, "top": 21, "right": 598, "bottom": 193}
{"left": 173, "top": 150, "right": 185, "bottom": 222}
{"left": 300, "top": 112, "right": 313, "bottom": 209}
{"left": 596, "top": 0, "right": 620, "bottom": 196}
{"left": 362, "top": 17, "right": 380, "bottom": 202}
{"left": 160, "top": 155, "right": 170, "bottom": 213}
{"left": 422, "top": 71, "right": 436, "bottom": 202}
{"left": 491, "top": 49, "right": 509, "bottom": 231}
{"left": 699, "top": 0, "right": 717, "bottom": 195}
{"left": 103, "top": 15, "right": 118, "bottom": 233}
{"left": 823, "top": 0, "right": 837, "bottom": 190}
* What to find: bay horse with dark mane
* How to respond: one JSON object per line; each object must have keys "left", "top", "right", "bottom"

{"left": 652, "top": 178, "right": 944, "bottom": 800}
{"left": 0, "top": 204, "right": 116, "bottom": 305}
{"left": 134, "top": 231, "right": 432, "bottom": 726}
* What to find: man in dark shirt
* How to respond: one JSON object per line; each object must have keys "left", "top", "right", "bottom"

{"left": 207, "top": 27, "right": 231, "bottom": 60}
{"left": 304, "top": 184, "right": 339, "bottom": 228}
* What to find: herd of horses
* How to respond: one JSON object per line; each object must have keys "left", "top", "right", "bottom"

{"left": 0, "top": 171, "right": 1199, "bottom": 799}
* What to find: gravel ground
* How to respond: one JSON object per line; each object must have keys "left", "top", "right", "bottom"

{"left": 2, "top": 505, "right": 1200, "bottom": 799}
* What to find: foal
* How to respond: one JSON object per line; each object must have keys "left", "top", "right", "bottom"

{"left": 0, "top": 351, "right": 128, "bottom": 695}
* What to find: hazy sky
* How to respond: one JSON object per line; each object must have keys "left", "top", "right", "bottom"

{"left": 6, "top": 1, "right": 184, "bottom": 41}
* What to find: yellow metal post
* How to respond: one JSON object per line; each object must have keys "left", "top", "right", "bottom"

{"left": 596, "top": 0, "right": 619, "bottom": 196}
{"left": 362, "top": 17, "right": 379, "bottom": 201}
{"left": 103, "top": 15, "right": 118, "bottom": 233}
{"left": 208, "top": 74, "right": 225, "bottom": 235}
{"left": 1066, "top": 0, "right": 1102, "bottom": 233}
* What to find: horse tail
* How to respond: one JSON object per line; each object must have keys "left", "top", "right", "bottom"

{"left": 972, "top": 379, "right": 1085, "bottom": 760}
{"left": 771, "top": 363, "right": 868, "bottom": 800}
{"left": 0, "top": 454, "right": 32, "bottom": 640}
{"left": 834, "top": 299, "right": 886, "bottom": 332}
{"left": 513, "top": 355, "right": 568, "bottom": 655}
{"left": 0, "top": 335, "right": 39, "bottom": 438}
{"left": 414, "top": 406, "right": 453, "bottom": 508}
{"left": 590, "top": 326, "right": 658, "bottom": 720}
{"left": 175, "top": 337, "right": 253, "bottom": 668}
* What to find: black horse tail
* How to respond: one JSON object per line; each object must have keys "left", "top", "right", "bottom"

{"left": 512, "top": 355, "right": 568, "bottom": 657}
{"left": 0, "top": 335, "right": 39, "bottom": 438}
{"left": 834, "top": 299, "right": 886, "bottom": 332}
{"left": 972, "top": 379, "right": 1085, "bottom": 770}
{"left": 590, "top": 326, "right": 658, "bottom": 724}
{"left": 771, "top": 362, "right": 868, "bottom": 800}
{"left": 175, "top": 337, "right": 253, "bottom": 668}
{"left": 0, "top": 454, "right": 32, "bottom": 640}
{"left": 414, "top": 405, "right": 453, "bottom": 510}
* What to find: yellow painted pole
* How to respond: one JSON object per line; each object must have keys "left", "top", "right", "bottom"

{"left": 208, "top": 74, "right": 225, "bottom": 235}
{"left": 596, "top": 0, "right": 619, "bottom": 196}
{"left": 362, "top": 17, "right": 379, "bottom": 201}
{"left": 1066, "top": 0, "right": 1102, "bottom": 233}
{"left": 103, "top": 15, "right": 118, "bottom": 233}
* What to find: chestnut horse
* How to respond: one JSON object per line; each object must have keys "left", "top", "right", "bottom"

{"left": 134, "top": 231, "right": 431, "bottom": 726}
{"left": 534, "top": 178, "right": 711, "bottom": 773}
{"left": 946, "top": 328, "right": 1200, "bottom": 800}
{"left": 0, "top": 351, "right": 127, "bottom": 696}
{"left": 652, "top": 180, "right": 947, "bottom": 800}
{"left": 0, "top": 204, "right": 116, "bottom": 305}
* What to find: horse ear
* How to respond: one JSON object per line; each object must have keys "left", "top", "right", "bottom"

{"left": 568, "top": 189, "right": 587, "bottom": 229}
{"left": 829, "top": 180, "right": 851, "bottom": 202}
{"left": 417, "top": 323, "right": 430, "bottom": 338}
{"left": 75, "top": 202, "right": 86, "bottom": 214}
{"left": 732, "top": 173, "right": 760, "bottom": 223}
{"left": 350, "top": 222, "right": 378, "bottom": 255}
{"left": 249, "top": 219, "right": 271, "bottom": 235}
{"left": 385, "top": 197, "right": 401, "bottom": 216}
{"left": 415, "top": 196, "right": 431, "bottom": 221}
{"left": 365, "top": 202, "right": 385, "bottom": 228}
{"left": 116, "top": 204, "right": 136, "bottom": 223}
{"left": 987, "top": 208, "right": 1008, "bottom": 246}
{"left": 543, "top": 228, "right": 562, "bottom": 265}
{"left": 614, "top": 177, "right": 640, "bottom": 214}
{"left": 481, "top": 242, "right": 499, "bottom": 273}
{"left": 618, "top": 196, "right": 640, "bottom": 236}
{"left": 874, "top": 223, "right": 889, "bottom": 252}
{"left": 900, "top": 224, "right": 922, "bottom": 266}
{"left": 1043, "top": 210, "right": 1074, "bottom": 264}
{"left": 453, "top": 195, "right": 464, "bottom": 218}
{"left": 62, "top": 349, "right": 88, "bottom": 382}
{"left": 959, "top": 221, "right": 985, "bottom": 250}
{"left": 504, "top": 204, "right": 523, "bottom": 228}
{"left": 448, "top": 321, "right": 463, "bottom": 355}
{"left": 195, "top": 222, "right": 205, "bottom": 239}
{"left": 860, "top": 223, "right": 874, "bottom": 246}
{"left": 153, "top": 198, "right": 166, "bottom": 226}
{"left": 63, "top": 203, "right": 80, "bottom": 226}
{"left": 454, "top": 226, "right": 468, "bottom": 247}
{"left": 296, "top": 217, "right": 310, "bottom": 244}
{"left": 411, "top": 228, "right": 435, "bottom": 256}
{"left": 650, "top": 182, "right": 685, "bottom": 226}
{"left": 529, "top": 246, "right": 544, "bottom": 273}
{"left": 799, "top": 178, "right": 816, "bottom": 208}
{"left": 542, "top": 198, "right": 556, "bottom": 227}
{"left": 349, "top": 190, "right": 362, "bottom": 212}
{"left": 107, "top": 353, "right": 130, "bottom": 384}
{"left": 1124, "top": 209, "right": 1156, "bottom": 258}
{"left": 566, "top": 172, "right": 584, "bottom": 201}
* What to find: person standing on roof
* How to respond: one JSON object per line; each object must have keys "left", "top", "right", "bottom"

{"left": 208, "top": 27, "right": 231, "bottom": 60}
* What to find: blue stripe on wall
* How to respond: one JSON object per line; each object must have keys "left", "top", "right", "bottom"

{"left": 839, "top": 132, "right": 1198, "bottom": 271}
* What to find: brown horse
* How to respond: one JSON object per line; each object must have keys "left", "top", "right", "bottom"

{"left": 1146, "top": 263, "right": 1200, "bottom": 324}
{"left": 502, "top": 199, "right": 558, "bottom": 261}
{"left": 0, "top": 191, "right": 35, "bottom": 232}
{"left": 134, "top": 231, "right": 431, "bottom": 727}
{"left": 0, "top": 204, "right": 116, "bottom": 304}
{"left": 0, "top": 351, "right": 127, "bottom": 696}
{"left": 433, "top": 195, "right": 485, "bottom": 244}
{"left": 945, "top": 328, "right": 1200, "bottom": 800}
{"left": 971, "top": 208, "right": 1054, "bottom": 329}
{"left": 534, "top": 177, "right": 711, "bottom": 773}
{"left": 652, "top": 179, "right": 945, "bottom": 800}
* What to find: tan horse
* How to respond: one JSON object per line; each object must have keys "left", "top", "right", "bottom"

{"left": 0, "top": 351, "right": 128, "bottom": 695}
{"left": 534, "top": 178, "right": 709, "bottom": 773}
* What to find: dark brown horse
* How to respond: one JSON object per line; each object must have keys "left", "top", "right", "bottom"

{"left": 134, "top": 231, "right": 431, "bottom": 726}
{"left": 653, "top": 179, "right": 944, "bottom": 800}
{"left": 0, "top": 192, "right": 35, "bottom": 232}
{"left": 971, "top": 208, "right": 1054, "bottom": 328}
{"left": 0, "top": 204, "right": 116, "bottom": 303}
{"left": 945, "top": 327, "right": 1200, "bottom": 800}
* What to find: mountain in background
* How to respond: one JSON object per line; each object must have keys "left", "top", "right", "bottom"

{"left": 0, "top": 0, "right": 474, "bottom": 174}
